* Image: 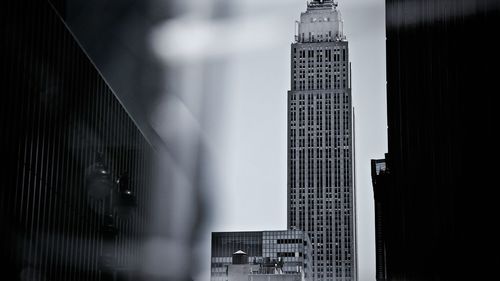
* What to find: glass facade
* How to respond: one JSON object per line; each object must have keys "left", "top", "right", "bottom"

{"left": 1, "top": 1, "right": 154, "bottom": 280}
{"left": 212, "top": 232, "right": 263, "bottom": 258}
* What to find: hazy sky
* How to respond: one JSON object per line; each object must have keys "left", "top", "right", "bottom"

{"left": 188, "top": 1, "right": 387, "bottom": 280}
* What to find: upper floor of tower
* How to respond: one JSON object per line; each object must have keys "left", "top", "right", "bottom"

{"left": 296, "top": 0, "right": 346, "bottom": 43}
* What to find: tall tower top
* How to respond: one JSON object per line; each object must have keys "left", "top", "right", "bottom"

{"left": 297, "top": 1, "right": 345, "bottom": 42}
{"left": 307, "top": 0, "right": 338, "bottom": 10}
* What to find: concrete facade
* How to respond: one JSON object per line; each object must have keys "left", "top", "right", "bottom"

{"left": 227, "top": 264, "right": 260, "bottom": 281}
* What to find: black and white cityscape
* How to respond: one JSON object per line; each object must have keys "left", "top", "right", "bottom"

{"left": 1, "top": 1, "right": 499, "bottom": 281}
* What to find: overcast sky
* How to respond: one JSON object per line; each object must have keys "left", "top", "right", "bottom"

{"left": 186, "top": 1, "right": 387, "bottom": 280}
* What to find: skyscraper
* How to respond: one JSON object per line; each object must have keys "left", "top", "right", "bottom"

{"left": 287, "top": 1, "right": 357, "bottom": 280}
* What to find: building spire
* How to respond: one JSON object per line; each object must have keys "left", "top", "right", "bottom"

{"left": 307, "top": 0, "right": 338, "bottom": 10}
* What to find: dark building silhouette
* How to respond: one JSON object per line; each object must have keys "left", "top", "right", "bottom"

{"left": 370, "top": 158, "right": 388, "bottom": 281}
{"left": 374, "top": 0, "right": 500, "bottom": 280}
{"left": 1, "top": 1, "right": 154, "bottom": 280}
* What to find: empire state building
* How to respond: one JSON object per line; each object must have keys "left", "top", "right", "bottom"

{"left": 287, "top": 1, "right": 357, "bottom": 280}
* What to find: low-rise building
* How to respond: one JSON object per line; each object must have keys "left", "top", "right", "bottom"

{"left": 211, "top": 230, "right": 312, "bottom": 281}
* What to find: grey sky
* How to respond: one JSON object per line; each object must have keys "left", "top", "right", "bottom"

{"left": 181, "top": 1, "right": 387, "bottom": 280}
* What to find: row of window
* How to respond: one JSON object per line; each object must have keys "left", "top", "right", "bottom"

{"left": 293, "top": 47, "right": 347, "bottom": 62}
{"left": 294, "top": 78, "right": 347, "bottom": 90}
{"left": 290, "top": 93, "right": 350, "bottom": 102}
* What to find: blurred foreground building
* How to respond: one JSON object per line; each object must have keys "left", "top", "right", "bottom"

{"left": 372, "top": 0, "right": 500, "bottom": 280}
{"left": 211, "top": 230, "right": 312, "bottom": 281}
{"left": 1, "top": 1, "right": 155, "bottom": 280}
